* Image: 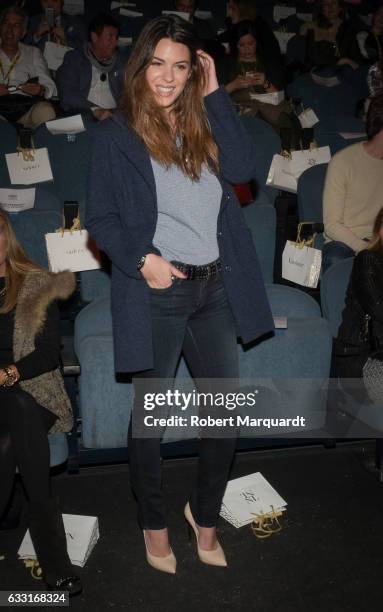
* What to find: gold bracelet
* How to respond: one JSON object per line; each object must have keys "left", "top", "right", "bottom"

{"left": 2, "top": 366, "right": 19, "bottom": 388}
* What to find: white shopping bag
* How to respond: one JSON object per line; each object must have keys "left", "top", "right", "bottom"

{"left": 298, "top": 108, "right": 319, "bottom": 128}
{"left": 44, "top": 41, "right": 73, "bottom": 71}
{"left": 249, "top": 90, "right": 285, "bottom": 105}
{"left": 282, "top": 240, "right": 322, "bottom": 287}
{"left": 290, "top": 146, "right": 331, "bottom": 177}
{"left": 266, "top": 153, "right": 298, "bottom": 193}
{"left": 18, "top": 514, "right": 99, "bottom": 568}
{"left": 273, "top": 31, "right": 295, "bottom": 54}
{"left": 45, "top": 230, "right": 101, "bottom": 273}
{"left": 6, "top": 148, "right": 53, "bottom": 185}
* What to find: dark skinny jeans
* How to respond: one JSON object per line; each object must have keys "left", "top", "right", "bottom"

{"left": 128, "top": 273, "right": 239, "bottom": 529}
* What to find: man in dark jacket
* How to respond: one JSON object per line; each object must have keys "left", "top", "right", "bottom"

{"left": 56, "top": 13, "right": 124, "bottom": 120}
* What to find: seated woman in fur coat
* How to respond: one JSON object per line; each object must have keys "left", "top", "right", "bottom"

{"left": 0, "top": 210, "right": 82, "bottom": 596}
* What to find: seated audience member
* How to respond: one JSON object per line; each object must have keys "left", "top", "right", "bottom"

{"left": 174, "top": 0, "right": 215, "bottom": 41}
{"left": 300, "top": 0, "right": 364, "bottom": 70}
{"left": 25, "top": 0, "right": 86, "bottom": 51}
{"left": 218, "top": 20, "right": 300, "bottom": 149}
{"left": 0, "top": 210, "right": 82, "bottom": 596}
{"left": 218, "top": 0, "right": 281, "bottom": 60}
{"left": 56, "top": 13, "right": 123, "bottom": 120}
{"left": 334, "top": 207, "right": 383, "bottom": 403}
{"left": 322, "top": 93, "right": 383, "bottom": 272}
{"left": 0, "top": 5, "right": 56, "bottom": 128}
{"left": 362, "top": 4, "right": 383, "bottom": 63}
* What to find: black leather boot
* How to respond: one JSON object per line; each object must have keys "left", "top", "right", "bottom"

{"left": 27, "top": 497, "right": 82, "bottom": 596}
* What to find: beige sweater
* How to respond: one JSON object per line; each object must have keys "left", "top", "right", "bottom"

{"left": 323, "top": 142, "right": 383, "bottom": 252}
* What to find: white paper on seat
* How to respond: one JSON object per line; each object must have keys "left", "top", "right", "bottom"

{"left": 273, "top": 5, "right": 296, "bottom": 22}
{"left": 220, "top": 473, "right": 287, "bottom": 528}
{"left": 249, "top": 90, "right": 285, "bottom": 105}
{"left": 339, "top": 131, "right": 366, "bottom": 140}
{"left": 311, "top": 72, "right": 340, "bottom": 87}
{"left": 46, "top": 114, "right": 85, "bottom": 135}
{"left": 18, "top": 514, "right": 99, "bottom": 568}
{"left": 120, "top": 7, "right": 143, "bottom": 16}
{"left": 274, "top": 316, "right": 287, "bottom": 329}
{"left": 298, "top": 108, "right": 319, "bottom": 128}
{"left": 63, "top": 0, "right": 84, "bottom": 15}
{"left": 195, "top": 10, "right": 213, "bottom": 19}
{"left": 274, "top": 31, "right": 295, "bottom": 54}
{"left": 162, "top": 10, "right": 189, "bottom": 20}
{"left": 44, "top": 41, "right": 73, "bottom": 71}
{"left": 0, "top": 188, "right": 35, "bottom": 213}
{"left": 6, "top": 148, "right": 53, "bottom": 185}
{"left": 297, "top": 12, "right": 313, "bottom": 22}
{"left": 111, "top": 1, "right": 136, "bottom": 9}
{"left": 45, "top": 230, "right": 101, "bottom": 273}
{"left": 118, "top": 36, "right": 133, "bottom": 46}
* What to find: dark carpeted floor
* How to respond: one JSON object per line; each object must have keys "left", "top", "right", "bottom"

{"left": 2, "top": 443, "right": 383, "bottom": 612}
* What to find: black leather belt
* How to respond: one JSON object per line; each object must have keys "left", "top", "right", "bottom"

{"left": 171, "top": 259, "right": 221, "bottom": 280}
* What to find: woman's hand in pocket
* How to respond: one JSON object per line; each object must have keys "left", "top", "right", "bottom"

{"left": 140, "top": 254, "right": 187, "bottom": 288}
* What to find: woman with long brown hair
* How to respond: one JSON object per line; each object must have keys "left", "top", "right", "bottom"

{"left": 86, "top": 14, "right": 272, "bottom": 574}
{"left": 0, "top": 210, "right": 82, "bottom": 595}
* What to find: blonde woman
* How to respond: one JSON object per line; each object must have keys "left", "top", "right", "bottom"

{"left": 86, "top": 14, "right": 272, "bottom": 574}
{"left": 0, "top": 210, "right": 82, "bottom": 595}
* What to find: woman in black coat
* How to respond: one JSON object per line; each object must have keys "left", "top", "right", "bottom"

{"left": 335, "top": 207, "right": 383, "bottom": 394}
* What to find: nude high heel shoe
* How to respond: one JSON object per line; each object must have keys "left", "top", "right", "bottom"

{"left": 143, "top": 531, "right": 177, "bottom": 574}
{"left": 184, "top": 502, "right": 227, "bottom": 567}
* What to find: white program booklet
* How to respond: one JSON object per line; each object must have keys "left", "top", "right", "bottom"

{"left": 0, "top": 188, "right": 35, "bottom": 213}
{"left": 120, "top": 7, "right": 143, "bottom": 17}
{"left": 46, "top": 114, "right": 85, "bottom": 135}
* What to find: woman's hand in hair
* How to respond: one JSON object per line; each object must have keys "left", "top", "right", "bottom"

{"left": 197, "top": 50, "right": 219, "bottom": 96}
{"left": 140, "top": 254, "right": 187, "bottom": 289}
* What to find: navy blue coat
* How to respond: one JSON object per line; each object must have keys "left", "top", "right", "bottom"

{"left": 56, "top": 47, "right": 125, "bottom": 112}
{"left": 85, "top": 86, "right": 273, "bottom": 373}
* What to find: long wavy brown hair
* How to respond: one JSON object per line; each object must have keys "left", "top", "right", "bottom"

{"left": 367, "top": 207, "right": 383, "bottom": 254}
{"left": 0, "top": 210, "right": 43, "bottom": 313}
{"left": 120, "top": 14, "right": 219, "bottom": 180}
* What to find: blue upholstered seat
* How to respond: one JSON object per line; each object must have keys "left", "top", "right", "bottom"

{"left": 48, "top": 433, "right": 69, "bottom": 467}
{"left": 287, "top": 74, "right": 359, "bottom": 120}
{"left": 9, "top": 209, "right": 61, "bottom": 267}
{"left": 240, "top": 116, "right": 281, "bottom": 202}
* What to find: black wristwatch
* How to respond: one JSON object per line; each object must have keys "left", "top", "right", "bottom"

{"left": 137, "top": 255, "right": 147, "bottom": 271}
